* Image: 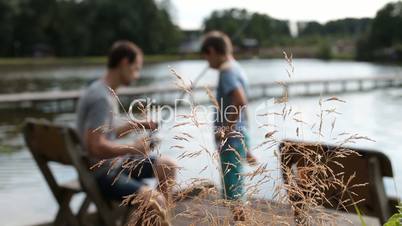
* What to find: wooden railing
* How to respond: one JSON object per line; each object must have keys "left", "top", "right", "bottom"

{"left": 1, "top": 75, "right": 402, "bottom": 112}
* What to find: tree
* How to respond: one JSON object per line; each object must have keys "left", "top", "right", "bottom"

{"left": 325, "top": 18, "right": 371, "bottom": 36}
{"left": 369, "top": 1, "right": 402, "bottom": 49}
{"left": 12, "top": 0, "right": 59, "bottom": 56}
{"left": 356, "top": 1, "right": 402, "bottom": 61}
{"left": 298, "top": 19, "right": 371, "bottom": 37}
{"left": 204, "top": 8, "right": 250, "bottom": 44}
{"left": 0, "top": 0, "right": 182, "bottom": 57}
{"left": 0, "top": 0, "right": 15, "bottom": 56}
{"left": 298, "top": 21, "right": 325, "bottom": 36}
{"left": 76, "top": 0, "right": 182, "bottom": 55}
{"left": 203, "top": 8, "right": 290, "bottom": 47}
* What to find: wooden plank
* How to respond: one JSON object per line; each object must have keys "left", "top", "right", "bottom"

{"left": 63, "top": 127, "right": 121, "bottom": 226}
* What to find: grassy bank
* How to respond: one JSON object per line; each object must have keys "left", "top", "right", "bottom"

{"left": 0, "top": 54, "right": 200, "bottom": 67}
{"left": 0, "top": 51, "right": 358, "bottom": 68}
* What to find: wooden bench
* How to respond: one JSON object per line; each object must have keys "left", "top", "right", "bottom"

{"left": 279, "top": 140, "right": 399, "bottom": 225}
{"left": 23, "top": 118, "right": 129, "bottom": 226}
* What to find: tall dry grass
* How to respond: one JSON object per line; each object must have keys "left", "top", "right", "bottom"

{"left": 95, "top": 52, "right": 377, "bottom": 226}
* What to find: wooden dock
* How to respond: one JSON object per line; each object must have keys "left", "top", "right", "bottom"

{"left": 31, "top": 195, "right": 381, "bottom": 226}
{"left": 1, "top": 75, "right": 402, "bottom": 113}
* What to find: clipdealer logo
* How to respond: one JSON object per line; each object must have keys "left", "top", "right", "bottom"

{"left": 127, "top": 97, "right": 278, "bottom": 127}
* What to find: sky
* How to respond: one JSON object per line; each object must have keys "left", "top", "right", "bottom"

{"left": 169, "top": 0, "right": 397, "bottom": 30}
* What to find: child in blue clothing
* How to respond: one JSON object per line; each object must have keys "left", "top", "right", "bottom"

{"left": 200, "top": 31, "right": 257, "bottom": 221}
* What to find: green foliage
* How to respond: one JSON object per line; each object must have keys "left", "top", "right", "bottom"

{"left": 384, "top": 204, "right": 402, "bottom": 226}
{"left": 0, "top": 0, "right": 181, "bottom": 57}
{"left": 2, "top": 1, "right": 400, "bottom": 60}
{"left": 356, "top": 1, "right": 402, "bottom": 61}
{"left": 0, "top": 144, "right": 15, "bottom": 154}
{"left": 203, "top": 8, "right": 372, "bottom": 59}
{"left": 0, "top": 0, "right": 17, "bottom": 56}
{"left": 203, "top": 8, "right": 291, "bottom": 47}
{"left": 317, "top": 40, "right": 332, "bottom": 60}
{"left": 299, "top": 18, "right": 371, "bottom": 37}
{"left": 353, "top": 203, "right": 367, "bottom": 226}
{"left": 298, "top": 21, "right": 325, "bottom": 36}
{"left": 370, "top": 2, "right": 402, "bottom": 48}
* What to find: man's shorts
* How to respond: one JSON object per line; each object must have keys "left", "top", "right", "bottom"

{"left": 94, "top": 156, "right": 157, "bottom": 201}
{"left": 218, "top": 130, "right": 250, "bottom": 201}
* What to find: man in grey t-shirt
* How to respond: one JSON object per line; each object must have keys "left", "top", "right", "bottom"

{"left": 76, "top": 41, "right": 176, "bottom": 224}
{"left": 77, "top": 79, "right": 119, "bottom": 144}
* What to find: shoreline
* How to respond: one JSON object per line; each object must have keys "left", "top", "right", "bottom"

{"left": 0, "top": 52, "right": 358, "bottom": 68}
{"left": 0, "top": 54, "right": 399, "bottom": 69}
{"left": 0, "top": 54, "right": 199, "bottom": 68}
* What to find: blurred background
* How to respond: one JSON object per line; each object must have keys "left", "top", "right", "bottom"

{"left": 0, "top": 0, "right": 401, "bottom": 225}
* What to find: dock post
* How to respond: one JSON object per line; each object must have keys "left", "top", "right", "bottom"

{"left": 387, "top": 79, "right": 393, "bottom": 88}
{"left": 262, "top": 85, "right": 268, "bottom": 97}
{"left": 305, "top": 83, "right": 310, "bottom": 96}
{"left": 71, "top": 99, "right": 76, "bottom": 112}
{"left": 323, "top": 82, "right": 329, "bottom": 94}
{"left": 342, "top": 80, "right": 347, "bottom": 92}
{"left": 373, "top": 80, "right": 378, "bottom": 90}
{"left": 358, "top": 80, "right": 363, "bottom": 91}
{"left": 397, "top": 79, "right": 402, "bottom": 88}
{"left": 397, "top": 78, "right": 402, "bottom": 87}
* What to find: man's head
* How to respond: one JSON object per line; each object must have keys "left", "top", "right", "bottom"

{"left": 108, "top": 40, "right": 143, "bottom": 86}
{"left": 200, "top": 31, "right": 233, "bottom": 69}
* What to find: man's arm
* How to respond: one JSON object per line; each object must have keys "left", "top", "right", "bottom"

{"left": 114, "top": 121, "right": 158, "bottom": 138}
{"left": 225, "top": 87, "right": 257, "bottom": 165}
{"left": 85, "top": 130, "right": 150, "bottom": 159}
{"left": 224, "top": 87, "right": 248, "bottom": 131}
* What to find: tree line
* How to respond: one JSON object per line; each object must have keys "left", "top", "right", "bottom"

{"left": 298, "top": 18, "right": 372, "bottom": 37}
{"left": 203, "top": 8, "right": 290, "bottom": 47}
{"left": 0, "top": 0, "right": 182, "bottom": 57}
{"left": 203, "top": 8, "right": 373, "bottom": 42}
{"left": 202, "top": 8, "right": 373, "bottom": 59}
{"left": 0, "top": 0, "right": 401, "bottom": 61}
{"left": 202, "top": 1, "right": 402, "bottom": 62}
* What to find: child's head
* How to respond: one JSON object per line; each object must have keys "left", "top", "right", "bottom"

{"left": 201, "top": 31, "right": 233, "bottom": 69}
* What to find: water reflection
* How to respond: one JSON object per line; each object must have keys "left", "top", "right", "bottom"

{"left": 1, "top": 59, "right": 402, "bottom": 225}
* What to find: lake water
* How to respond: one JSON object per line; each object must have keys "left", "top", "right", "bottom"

{"left": 0, "top": 59, "right": 401, "bottom": 226}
